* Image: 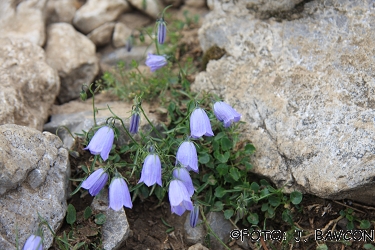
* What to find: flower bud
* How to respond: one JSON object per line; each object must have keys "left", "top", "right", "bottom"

{"left": 189, "top": 205, "right": 199, "bottom": 228}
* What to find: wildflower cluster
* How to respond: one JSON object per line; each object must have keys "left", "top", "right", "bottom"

{"left": 80, "top": 98, "right": 241, "bottom": 215}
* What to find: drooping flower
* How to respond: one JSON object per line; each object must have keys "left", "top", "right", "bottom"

{"left": 145, "top": 53, "right": 167, "bottom": 72}
{"left": 109, "top": 177, "right": 133, "bottom": 210}
{"left": 190, "top": 108, "right": 214, "bottom": 138}
{"left": 213, "top": 101, "right": 241, "bottom": 128}
{"left": 169, "top": 179, "right": 193, "bottom": 216}
{"left": 157, "top": 18, "right": 167, "bottom": 44}
{"left": 173, "top": 167, "right": 194, "bottom": 196}
{"left": 129, "top": 112, "right": 140, "bottom": 134}
{"left": 23, "top": 234, "right": 42, "bottom": 250}
{"left": 176, "top": 141, "right": 198, "bottom": 173}
{"left": 81, "top": 168, "right": 109, "bottom": 196}
{"left": 138, "top": 154, "right": 162, "bottom": 187}
{"left": 84, "top": 126, "right": 114, "bottom": 161}
{"left": 189, "top": 205, "right": 199, "bottom": 228}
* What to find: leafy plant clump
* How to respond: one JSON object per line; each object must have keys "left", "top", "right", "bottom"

{"left": 46, "top": 7, "right": 304, "bottom": 250}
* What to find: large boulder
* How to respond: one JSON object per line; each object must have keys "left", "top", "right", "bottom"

{"left": 73, "top": 0, "right": 130, "bottom": 34}
{"left": 0, "top": 124, "right": 69, "bottom": 249}
{"left": 194, "top": 0, "right": 375, "bottom": 204}
{"left": 45, "top": 23, "right": 99, "bottom": 103}
{"left": 0, "top": 38, "right": 60, "bottom": 131}
{"left": 0, "top": 0, "right": 46, "bottom": 46}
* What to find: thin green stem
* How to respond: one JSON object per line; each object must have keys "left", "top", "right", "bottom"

{"left": 139, "top": 106, "right": 164, "bottom": 139}
{"left": 200, "top": 207, "right": 231, "bottom": 250}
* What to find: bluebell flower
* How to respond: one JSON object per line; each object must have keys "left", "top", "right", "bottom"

{"left": 145, "top": 53, "right": 167, "bottom": 72}
{"left": 22, "top": 234, "right": 42, "bottom": 250}
{"left": 189, "top": 205, "right": 199, "bottom": 228}
{"left": 129, "top": 112, "right": 140, "bottom": 134}
{"left": 169, "top": 179, "right": 193, "bottom": 216}
{"left": 214, "top": 101, "right": 241, "bottom": 127}
{"left": 138, "top": 154, "right": 162, "bottom": 187}
{"left": 173, "top": 167, "right": 194, "bottom": 196}
{"left": 190, "top": 108, "right": 214, "bottom": 138}
{"left": 157, "top": 18, "right": 167, "bottom": 44}
{"left": 84, "top": 126, "right": 114, "bottom": 161}
{"left": 176, "top": 141, "right": 198, "bottom": 172}
{"left": 109, "top": 177, "right": 133, "bottom": 210}
{"left": 81, "top": 168, "right": 109, "bottom": 196}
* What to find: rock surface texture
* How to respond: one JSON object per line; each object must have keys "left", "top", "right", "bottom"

{"left": 45, "top": 23, "right": 99, "bottom": 103}
{"left": 73, "top": 0, "right": 130, "bottom": 34}
{"left": 0, "top": 38, "right": 60, "bottom": 131}
{"left": 0, "top": 124, "right": 69, "bottom": 249}
{"left": 0, "top": 0, "right": 46, "bottom": 46}
{"left": 195, "top": 0, "right": 375, "bottom": 204}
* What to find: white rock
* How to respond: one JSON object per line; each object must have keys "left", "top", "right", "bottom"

{"left": 127, "top": 0, "right": 164, "bottom": 19}
{"left": 0, "top": 124, "right": 69, "bottom": 249}
{"left": 91, "top": 189, "right": 130, "bottom": 250}
{"left": 87, "top": 22, "right": 116, "bottom": 47}
{"left": 46, "top": 0, "right": 78, "bottom": 24}
{"left": 195, "top": 0, "right": 375, "bottom": 204}
{"left": 0, "top": 0, "right": 46, "bottom": 46}
{"left": 112, "top": 22, "right": 133, "bottom": 48}
{"left": 0, "top": 38, "right": 60, "bottom": 131}
{"left": 73, "top": 0, "right": 130, "bottom": 34}
{"left": 45, "top": 23, "right": 99, "bottom": 103}
{"left": 185, "top": 0, "right": 206, "bottom": 8}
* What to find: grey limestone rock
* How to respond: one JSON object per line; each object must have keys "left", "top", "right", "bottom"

{"left": 73, "top": 0, "right": 130, "bottom": 34}
{"left": 0, "top": 37, "right": 60, "bottom": 131}
{"left": 0, "top": 0, "right": 46, "bottom": 46}
{"left": 45, "top": 23, "right": 99, "bottom": 103}
{"left": 0, "top": 124, "right": 70, "bottom": 249}
{"left": 194, "top": 0, "right": 375, "bottom": 204}
{"left": 91, "top": 190, "right": 130, "bottom": 250}
{"left": 87, "top": 22, "right": 116, "bottom": 47}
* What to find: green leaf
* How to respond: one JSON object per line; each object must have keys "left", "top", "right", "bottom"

{"left": 267, "top": 206, "right": 275, "bottom": 217}
{"left": 250, "top": 182, "right": 259, "bottom": 192}
{"left": 199, "top": 153, "right": 210, "bottom": 164}
{"left": 213, "top": 150, "right": 226, "bottom": 163}
{"left": 364, "top": 244, "right": 375, "bottom": 250}
{"left": 207, "top": 175, "right": 217, "bottom": 185}
{"left": 214, "top": 186, "right": 226, "bottom": 198}
{"left": 217, "top": 164, "right": 228, "bottom": 176}
{"left": 155, "top": 185, "right": 165, "bottom": 201}
{"left": 229, "top": 168, "right": 241, "bottom": 181}
{"left": 66, "top": 204, "right": 76, "bottom": 225}
{"left": 290, "top": 191, "right": 303, "bottom": 205}
{"left": 224, "top": 209, "right": 234, "bottom": 219}
{"left": 360, "top": 220, "right": 371, "bottom": 229}
{"left": 220, "top": 137, "right": 232, "bottom": 151}
{"left": 245, "top": 144, "right": 256, "bottom": 154}
{"left": 212, "top": 201, "right": 224, "bottom": 211}
{"left": 214, "top": 132, "right": 226, "bottom": 141}
{"left": 95, "top": 214, "right": 106, "bottom": 225}
{"left": 347, "top": 220, "right": 354, "bottom": 230}
{"left": 212, "top": 140, "right": 220, "bottom": 151}
{"left": 247, "top": 212, "right": 259, "bottom": 225}
{"left": 282, "top": 209, "right": 293, "bottom": 225}
{"left": 316, "top": 244, "right": 328, "bottom": 250}
{"left": 261, "top": 203, "right": 268, "bottom": 212}
{"left": 81, "top": 165, "right": 88, "bottom": 174}
{"left": 260, "top": 188, "right": 270, "bottom": 197}
{"left": 260, "top": 179, "right": 270, "bottom": 187}
{"left": 244, "top": 162, "right": 253, "bottom": 171}
{"left": 268, "top": 196, "right": 281, "bottom": 207}
{"left": 72, "top": 242, "right": 86, "bottom": 250}
{"left": 84, "top": 206, "right": 92, "bottom": 220}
